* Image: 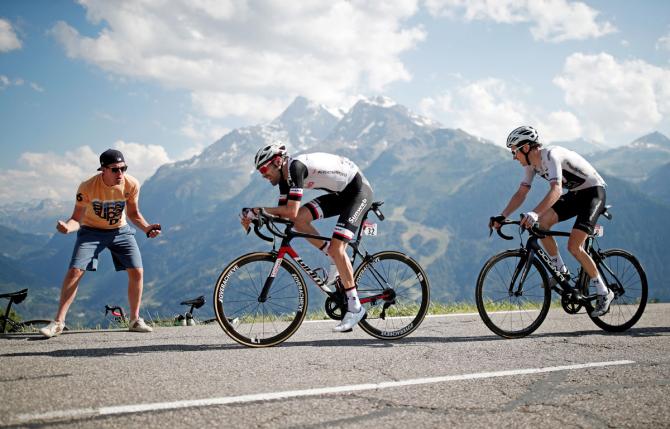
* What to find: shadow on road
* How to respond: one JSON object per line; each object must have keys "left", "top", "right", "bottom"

{"left": 2, "top": 326, "right": 668, "bottom": 358}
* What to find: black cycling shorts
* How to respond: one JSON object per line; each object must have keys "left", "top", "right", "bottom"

{"left": 305, "top": 173, "right": 373, "bottom": 242}
{"left": 551, "top": 186, "right": 606, "bottom": 235}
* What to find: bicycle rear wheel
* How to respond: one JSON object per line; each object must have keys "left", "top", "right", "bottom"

{"left": 475, "top": 250, "right": 551, "bottom": 338}
{"left": 213, "top": 252, "right": 308, "bottom": 347}
{"left": 589, "top": 249, "right": 647, "bottom": 332}
{"left": 354, "top": 251, "right": 430, "bottom": 339}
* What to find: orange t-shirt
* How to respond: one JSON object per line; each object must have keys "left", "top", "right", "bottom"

{"left": 75, "top": 173, "right": 140, "bottom": 229}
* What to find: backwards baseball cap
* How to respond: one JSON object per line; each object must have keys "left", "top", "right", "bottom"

{"left": 98, "top": 149, "right": 125, "bottom": 171}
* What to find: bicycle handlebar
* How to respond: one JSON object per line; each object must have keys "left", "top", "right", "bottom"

{"left": 490, "top": 217, "right": 572, "bottom": 241}
{"left": 104, "top": 304, "right": 125, "bottom": 318}
{"left": 489, "top": 219, "right": 517, "bottom": 240}
{"left": 247, "top": 204, "right": 385, "bottom": 243}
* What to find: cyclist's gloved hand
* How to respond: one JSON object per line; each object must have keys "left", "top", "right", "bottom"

{"left": 489, "top": 215, "right": 506, "bottom": 230}
{"left": 240, "top": 208, "right": 258, "bottom": 233}
{"left": 521, "top": 211, "right": 539, "bottom": 229}
{"left": 241, "top": 208, "right": 258, "bottom": 220}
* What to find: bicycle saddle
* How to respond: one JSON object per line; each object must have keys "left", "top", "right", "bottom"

{"left": 180, "top": 296, "right": 205, "bottom": 309}
{"left": 0, "top": 289, "right": 28, "bottom": 303}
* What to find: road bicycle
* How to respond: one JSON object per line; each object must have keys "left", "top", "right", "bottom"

{"left": 175, "top": 295, "right": 216, "bottom": 326}
{"left": 476, "top": 207, "right": 647, "bottom": 339}
{"left": 1, "top": 289, "right": 67, "bottom": 334}
{"left": 213, "top": 201, "right": 430, "bottom": 347}
{"left": 104, "top": 304, "right": 127, "bottom": 324}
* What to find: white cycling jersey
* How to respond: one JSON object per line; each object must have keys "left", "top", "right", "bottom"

{"left": 280, "top": 153, "right": 360, "bottom": 203}
{"left": 521, "top": 146, "right": 606, "bottom": 192}
{"left": 289, "top": 152, "right": 360, "bottom": 192}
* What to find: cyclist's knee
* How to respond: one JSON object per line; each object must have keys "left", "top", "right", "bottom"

{"left": 538, "top": 211, "right": 557, "bottom": 229}
{"left": 127, "top": 268, "right": 144, "bottom": 281}
{"left": 567, "top": 229, "right": 588, "bottom": 257}
{"left": 328, "top": 238, "right": 347, "bottom": 256}
{"left": 567, "top": 239, "right": 586, "bottom": 257}
{"left": 294, "top": 208, "right": 314, "bottom": 227}
{"left": 66, "top": 268, "right": 85, "bottom": 279}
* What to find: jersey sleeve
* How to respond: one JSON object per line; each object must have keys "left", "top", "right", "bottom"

{"left": 287, "top": 160, "right": 308, "bottom": 202}
{"left": 545, "top": 148, "right": 562, "bottom": 185}
{"left": 278, "top": 181, "right": 289, "bottom": 206}
{"left": 521, "top": 166, "right": 535, "bottom": 188}
{"left": 75, "top": 182, "right": 89, "bottom": 207}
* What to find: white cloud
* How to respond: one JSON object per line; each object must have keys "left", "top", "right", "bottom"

{"left": 111, "top": 141, "right": 170, "bottom": 183}
{"left": 29, "top": 82, "right": 45, "bottom": 92}
{"left": 0, "top": 18, "right": 22, "bottom": 52}
{"left": 50, "top": 0, "right": 425, "bottom": 122}
{"left": 0, "top": 74, "right": 44, "bottom": 92}
{"left": 180, "top": 114, "right": 229, "bottom": 143}
{"left": 553, "top": 52, "right": 670, "bottom": 142}
{"left": 0, "top": 146, "right": 98, "bottom": 203}
{"left": 418, "top": 78, "right": 582, "bottom": 144}
{"left": 657, "top": 31, "right": 670, "bottom": 51}
{"left": 0, "top": 142, "right": 173, "bottom": 203}
{"left": 537, "top": 110, "right": 582, "bottom": 142}
{"left": 425, "top": 0, "right": 616, "bottom": 42}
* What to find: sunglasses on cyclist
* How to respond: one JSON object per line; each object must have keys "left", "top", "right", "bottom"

{"left": 510, "top": 143, "right": 529, "bottom": 158}
{"left": 258, "top": 158, "right": 275, "bottom": 175}
{"left": 106, "top": 166, "right": 128, "bottom": 173}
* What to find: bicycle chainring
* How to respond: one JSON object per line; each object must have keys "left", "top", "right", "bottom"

{"left": 561, "top": 294, "right": 582, "bottom": 314}
{"left": 324, "top": 293, "right": 347, "bottom": 321}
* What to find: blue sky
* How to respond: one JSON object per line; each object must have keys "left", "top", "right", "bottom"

{"left": 1, "top": 0, "right": 669, "bottom": 203}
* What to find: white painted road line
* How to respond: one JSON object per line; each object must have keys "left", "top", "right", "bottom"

{"left": 303, "top": 311, "right": 527, "bottom": 324}
{"left": 12, "top": 360, "right": 634, "bottom": 425}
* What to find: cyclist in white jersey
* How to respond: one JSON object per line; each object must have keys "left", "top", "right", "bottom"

{"left": 490, "top": 126, "right": 614, "bottom": 316}
{"left": 240, "top": 143, "right": 373, "bottom": 332}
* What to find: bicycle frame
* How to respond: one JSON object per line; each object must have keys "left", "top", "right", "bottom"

{"left": 1, "top": 289, "right": 27, "bottom": 333}
{"left": 510, "top": 228, "right": 600, "bottom": 303}
{"left": 255, "top": 208, "right": 389, "bottom": 306}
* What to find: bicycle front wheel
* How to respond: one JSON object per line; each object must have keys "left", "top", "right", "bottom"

{"left": 354, "top": 251, "right": 430, "bottom": 340}
{"left": 476, "top": 250, "right": 551, "bottom": 338}
{"left": 590, "top": 249, "right": 647, "bottom": 332}
{"left": 213, "top": 252, "right": 308, "bottom": 347}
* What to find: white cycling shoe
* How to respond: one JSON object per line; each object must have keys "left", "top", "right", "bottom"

{"left": 590, "top": 289, "right": 615, "bottom": 317}
{"left": 333, "top": 307, "right": 366, "bottom": 332}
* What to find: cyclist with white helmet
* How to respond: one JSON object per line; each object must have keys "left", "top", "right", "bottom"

{"left": 490, "top": 126, "right": 613, "bottom": 316}
{"left": 241, "top": 142, "right": 373, "bottom": 332}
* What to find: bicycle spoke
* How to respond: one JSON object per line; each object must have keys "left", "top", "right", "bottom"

{"left": 476, "top": 251, "right": 551, "bottom": 338}
{"left": 355, "top": 252, "right": 429, "bottom": 340}
{"left": 214, "top": 254, "right": 307, "bottom": 347}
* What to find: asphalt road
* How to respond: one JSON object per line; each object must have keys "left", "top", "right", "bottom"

{"left": 2, "top": 304, "right": 669, "bottom": 428}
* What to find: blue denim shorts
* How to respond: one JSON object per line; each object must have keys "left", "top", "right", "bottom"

{"left": 69, "top": 225, "right": 143, "bottom": 271}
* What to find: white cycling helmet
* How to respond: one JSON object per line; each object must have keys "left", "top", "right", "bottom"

{"left": 254, "top": 142, "right": 287, "bottom": 169}
{"left": 506, "top": 126, "right": 541, "bottom": 148}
